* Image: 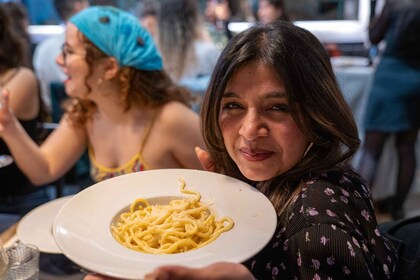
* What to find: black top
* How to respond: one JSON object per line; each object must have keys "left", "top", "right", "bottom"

{"left": 0, "top": 118, "right": 39, "bottom": 196}
{"left": 244, "top": 168, "right": 398, "bottom": 279}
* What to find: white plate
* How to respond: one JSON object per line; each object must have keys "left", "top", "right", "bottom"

{"left": 17, "top": 195, "right": 73, "bottom": 254}
{"left": 53, "top": 169, "right": 277, "bottom": 279}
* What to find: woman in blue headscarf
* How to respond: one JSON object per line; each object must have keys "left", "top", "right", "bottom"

{"left": 0, "top": 6, "right": 204, "bottom": 186}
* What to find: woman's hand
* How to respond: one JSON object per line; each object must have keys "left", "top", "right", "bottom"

{"left": 144, "top": 262, "right": 254, "bottom": 280}
{"left": 195, "top": 146, "right": 216, "bottom": 172}
{"left": 0, "top": 89, "right": 18, "bottom": 137}
{"left": 84, "top": 263, "right": 254, "bottom": 280}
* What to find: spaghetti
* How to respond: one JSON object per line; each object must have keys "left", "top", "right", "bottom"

{"left": 111, "top": 179, "right": 234, "bottom": 254}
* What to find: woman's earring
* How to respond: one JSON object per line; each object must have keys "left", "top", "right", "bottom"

{"left": 96, "top": 78, "right": 103, "bottom": 88}
{"left": 302, "top": 142, "right": 314, "bottom": 158}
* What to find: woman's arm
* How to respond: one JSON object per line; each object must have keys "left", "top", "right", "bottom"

{"left": 0, "top": 90, "right": 87, "bottom": 185}
{"left": 4, "top": 67, "right": 40, "bottom": 120}
{"left": 369, "top": 1, "right": 396, "bottom": 44}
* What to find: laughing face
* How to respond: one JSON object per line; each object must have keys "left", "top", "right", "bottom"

{"left": 219, "top": 61, "right": 309, "bottom": 181}
{"left": 55, "top": 23, "right": 95, "bottom": 98}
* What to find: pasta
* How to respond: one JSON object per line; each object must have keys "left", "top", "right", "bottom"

{"left": 111, "top": 179, "right": 234, "bottom": 254}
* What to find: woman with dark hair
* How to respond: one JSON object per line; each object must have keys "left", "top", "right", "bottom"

{"left": 158, "top": 0, "right": 220, "bottom": 86}
{"left": 0, "top": 6, "right": 203, "bottom": 187}
{"left": 0, "top": 4, "right": 49, "bottom": 215}
{"left": 85, "top": 21, "right": 398, "bottom": 280}
{"left": 358, "top": 0, "right": 420, "bottom": 220}
{"left": 257, "top": 0, "right": 289, "bottom": 23}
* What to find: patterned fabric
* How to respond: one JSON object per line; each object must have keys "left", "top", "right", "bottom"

{"left": 244, "top": 168, "right": 398, "bottom": 279}
{"left": 89, "top": 150, "right": 150, "bottom": 183}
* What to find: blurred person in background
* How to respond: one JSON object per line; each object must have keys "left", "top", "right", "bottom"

{"left": 88, "top": 0, "right": 117, "bottom": 6}
{"left": 136, "top": 0, "right": 159, "bottom": 39}
{"left": 257, "top": 0, "right": 289, "bottom": 24}
{"left": 0, "top": 4, "right": 49, "bottom": 215}
{"left": 0, "top": 6, "right": 203, "bottom": 187}
{"left": 358, "top": 0, "right": 420, "bottom": 220}
{"left": 1, "top": 1, "right": 33, "bottom": 69}
{"left": 33, "top": 0, "right": 89, "bottom": 113}
{"left": 205, "top": 0, "right": 254, "bottom": 41}
{"left": 158, "top": 0, "right": 220, "bottom": 102}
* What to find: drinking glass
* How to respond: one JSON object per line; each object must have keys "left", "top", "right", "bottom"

{"left": 3, "top": 242, "right": 40, "bottom": 280}
{"left": 0, "top": 239, "right": 9, "bottom": 278}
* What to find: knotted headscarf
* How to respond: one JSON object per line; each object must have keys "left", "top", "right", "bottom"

{"left": 69, "top": 6, "right": 163, "bottom": 71}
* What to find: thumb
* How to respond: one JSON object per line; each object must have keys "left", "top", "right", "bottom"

{"left": 195, "top": 146, "right": 216, "bottom": 172}
{"left": 0, "top": 89, "right": 10, "bottom": 112}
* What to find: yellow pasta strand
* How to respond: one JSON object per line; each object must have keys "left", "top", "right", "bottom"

{"left": 111, "top": 179, "right": 234, "bottom": 254}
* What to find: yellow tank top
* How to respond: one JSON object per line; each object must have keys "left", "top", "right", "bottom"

{"left": 88, "top": 111, "right": 158, "bottom": 182}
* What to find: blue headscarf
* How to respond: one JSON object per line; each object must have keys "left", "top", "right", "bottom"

{"left": 69, "top": 6, "right": 163, "bottom": 71}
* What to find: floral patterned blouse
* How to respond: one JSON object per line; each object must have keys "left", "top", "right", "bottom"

{"left": 244, "top": 168, "right": 398, "bottom": 279}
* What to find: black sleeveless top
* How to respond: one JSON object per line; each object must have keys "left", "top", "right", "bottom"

{"left": 0, "top": 118, "right": 40, "bottom": 196}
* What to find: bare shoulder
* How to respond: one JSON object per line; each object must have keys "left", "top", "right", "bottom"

{"left": 159, "top": 101, "right": 199, "bottom": 126}
{"left": 15, "top": 67, "right": 37, "bottom": 80}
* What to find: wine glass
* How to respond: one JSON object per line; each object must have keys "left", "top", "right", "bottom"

{"left": 0, "top": 85, "right": 14, "bottom": 168}
{"left": 0, "top": 239, "right": 9, "bottom": 277}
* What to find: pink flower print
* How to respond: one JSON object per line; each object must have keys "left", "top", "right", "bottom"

{"left": 308, "top": 207, "right": 319, "bottom": 216}
{"left": 312, "top": 259, "right": 321, "bottom": 270}
{"left": 326, "top": 209, "right": 337, "bottom": 217}
{"left": 331, "top": 224, "right": 337, "bottom": 230}
{"left": 330, "top": 197, "right": 337, "bottom": 203}
{"left": 327, "top": 256, "right": 335, "bottom": 265}
{"left": 300, "top": 206, "right": 304, "bottom": 213}
{"left": 371, "top": 238, "right": 376, "bottom": 245}
{"left": 352, "top": 237, "right": 360, "bottom": 248}
{"left": 251, "top": 260, "right": 256, "bottom": 270}
{"left": 361, "top": 210, "right": 371, "bottom": 221}
{"left": 383, "top": 264, "right": 390, "bottom": 276}
{"left": 324, "top": 188, "right": 335, "bottom": 195}
{"left": 272, "top": 266, "right": 279, "bottom": 276}
{"left": 343, "top": 266, "right": 351, "bottom": 275}
{"left": 354, "top": 190, "right": 362, "bottom": 198}
{"left": 283, "top": 240, "right": 289, "bottom": 251}
{"left": 280, "top": 262, "right": 286, "bottom": 270}
{"left": 320, "top": 236, "right": 329, "bottom": 245}
{"left": 276, "top": 227, "right": 286, "bottom": 238}
{"left": 345, "top": 213, "right": 353, "bottom": 223}
{"left": 297, "top": 251, "right": 302, "bottom": 266}
{"left": 340, "top": 196, "right": 349, "bottom": 203}
{"left": 313, "top": 273, "right": 321, "bottom": 280}
{"left": 347, "top": 241, "right": 355, "bottom": 257}
{"left": 272, "top": 241, "right": 279, "bottom": 248}
{"left": 307, "top": 180, "right": 316, "bottom": 185}
{"left": 374, "top": 228, "right": 381, "bottom": 236}
{"left": 289, "top": 212, "right": 295, "bottom": 220}
{"left": 341, "top": 189, "right": 350, "bottom": 197}
{"left": 305, "top": 231, "right": 311, "bottom": 242}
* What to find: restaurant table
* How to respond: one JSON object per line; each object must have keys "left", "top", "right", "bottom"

{"left": 334, "top": 65, "right": 420, "bottom": 200}
{"left": 0, "top": 213, "right": 19, "bottom": 244}
{"left": 0, "top": 213, "right": 85, "bottom": 279}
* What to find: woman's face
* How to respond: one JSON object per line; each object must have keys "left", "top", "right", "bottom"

{"left": 219, "top": 61, "right": 308, "bottom": 181}
{"left": 258, "top": 0, "right": 282, "bottom": 24}
{"left": 56, "top": 23, "right": 97, "bottom": 98}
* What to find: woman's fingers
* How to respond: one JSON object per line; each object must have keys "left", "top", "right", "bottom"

{"left": 195, "top": 146, "right": 216, "bottom": 172}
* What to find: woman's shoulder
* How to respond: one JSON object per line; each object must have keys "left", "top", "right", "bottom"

{"left": 157, "top": 101, "right": 199, "bottom": 128}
